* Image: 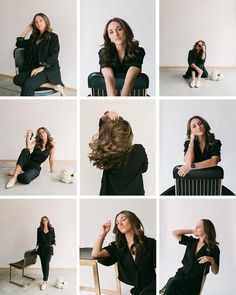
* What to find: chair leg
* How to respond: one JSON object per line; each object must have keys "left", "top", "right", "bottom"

{"left": 9, "top": 266, "right": 35, "bottom": 287}
{"left": 92, "top": 262, "right": 101, "bottom": 295}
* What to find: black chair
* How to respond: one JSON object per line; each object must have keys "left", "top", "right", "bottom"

{"left": 173, "top": 166, "right": 224, "bottom": 195}
{"left": 13, "top": 48, "right": 57, "bottom": 96}
{"left": 80, "top": 247, "right": 121, "bottom": 295}
{"left": 9, "top": 249, "right": 37, "bottom": 287}
{"left": 88, "top": 72, "right": 149, "bottom": 96}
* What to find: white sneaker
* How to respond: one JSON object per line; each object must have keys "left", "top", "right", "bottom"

{"left": 41, "top": 282, "right": 47, "bottom": 290}
{"left": 6, "top": 178, "right": 16, "bottom": 189}
{"left": 195, "top": 79, "right": 201, "bottom": 88}
{"left": 55, "top": 85, "right": 65, "bottom": 96}
{"left": 190, "top": 79, "right": 196, "bottom": 88}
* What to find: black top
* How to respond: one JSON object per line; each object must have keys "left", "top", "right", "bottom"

{"left": 37, "top": 227, "right": 56, "bottom": 255}
{"left": 103, "top": 237, "right": 156, "bottom": 295}
{"left": 183, "top": 49, "right": 208, "bottom": 78}
{"left": 16, "top": 32, "right": 63, "bottom": 85}
{"left": 99, "top": 47, "right": 145, "bottom": 73}
{"left": 100, "top": 144, "right": 148, "bottom": 195}
{"left": 184, "top": 139, "right": 221, "bottom": 163}
{"left": 178, "top": 235, "right": 220, "bottom": 278}
{"left": 30, "top": 146, "right": 50, "bottom": 167}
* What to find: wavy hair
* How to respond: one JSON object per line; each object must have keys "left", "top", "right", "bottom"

{"left": 31, "top": 13, "right": 52, "bottom": 43}
{"left": 35, "top": 127, "right": 54, "bottom": 151}
{"left": 113, "top": 210, "right": 146, "bottom": 254}
{"left": 202, "top": 219, "right": 219, "bottom": 250}
{"left": 193, "top": 40, "right": 206, "bottom": 60}
{"left": 89, "top": 117, "right": 133, "bottom": 170}
{"left": 186, "top": 116, "right": 216, "bottom": 152}
{"left": 100, "top": 17, "right": 139, "bottom": 67}
{"left": 39, "top": 216, "right": 52, "bottom": 230}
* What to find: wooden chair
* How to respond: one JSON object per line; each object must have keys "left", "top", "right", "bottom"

{"left": 88, "top": 72, "right": 149, "bottom": 96}
{"left": 173, "top": 166, "right": 224, "bottom": 195}
{"left": 80, "top": 247, "right": 121, "bottom": 295}
{"left": 9, "top": 249, "right": 37, "bottom": 287}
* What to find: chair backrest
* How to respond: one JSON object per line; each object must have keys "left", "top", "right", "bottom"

{"left": 173, "top": 166, "right": 224, "bottom": 195}
{"left": 24, "top": 250, "right": 37, "bottom": 267}
{"left": 88, "top": 72, "right": 149, "bottom": 96}
{"left": 13, "top": 48, "right": 25, "bottom": 74}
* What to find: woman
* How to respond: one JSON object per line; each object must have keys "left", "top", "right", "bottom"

{"left": 13, "top": 13, "right": 64, "bottom": 96}
{"left": 89, "top": 111, "right": 148, "bottom": 195}
{"left": 160, "top": 219, "right": 220, "bottom": 295}
{"left": 183, "top": 40, "right": 208, "bottom": 88}
{"left": 6, "top": 127, "right": 55, "bottom": 189}
{"left": 99, "top": 18, "right": 145, "bottom": 96}
{"left": 92, "top": 210, "right": 156, "bottom": 295}
{"left": 35, "top": 216, "right": 56, "bottom": 290}
{"left": 161, "top": 115, "right": 234, "bottom": 195}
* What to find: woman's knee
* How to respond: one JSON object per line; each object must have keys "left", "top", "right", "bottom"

{"left": 13, "top": 75, "right": 24, "bottom": 86}
{"left": 17, "top": 173, "right": 32, "bottom": 184}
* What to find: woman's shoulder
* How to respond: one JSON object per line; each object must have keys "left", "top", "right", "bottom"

{"left": 145, "top": 236, "right": 156, "bottom": 245}
{"left": 132, "top": 144, "right": 146, "bottom": 152}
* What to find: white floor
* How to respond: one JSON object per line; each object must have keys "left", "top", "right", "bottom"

{"left": 0, "top": 268, "right": 76, "bottom": 295}
{"left": 0, "top": 162, "right": 76, "bottom": 195}
{"left": 160, "top": 68, "right": 236, "bottom": 96}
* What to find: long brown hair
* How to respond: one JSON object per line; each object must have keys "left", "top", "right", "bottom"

{"left": 89, "top": 117, "right": 133, "bottom": 170}
{"left": 113, "top": 210, "right": 146, "bottom": 253}
{"left": 202, "top": 219, "right": 219, "bottom": 250}
{"left": 193, "top": 40, "right": 206, "bottom": 59}
{"left": 35, "top": 127, "right": 54, "bottom": 150}
{"left": 39, "top": 216, "right": 52, "bottom": 230}
{"left": 31, "top": 13, "right": 52, "bottom": 43}
{"left": 100, "top": 17, "right": 140, "bottom": 67}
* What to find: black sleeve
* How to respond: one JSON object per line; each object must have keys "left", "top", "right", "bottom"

{"left": 129, "top": 47, "right": 145, "bottom": 69}
{"left": 212, "top": 246, "right": 220, "bottom": 267}
{"left": 98, "top": 48, "right": 109, "bottom": 70}
{"left": 103, "top": 242, "right": 117, "bottom": 258}
{"left": 36, "top": 228, "right": 40, "bottom": 246}
{"left": 188, "top": 50, "right": 195, "bottom": 66}
{"left": 140, "top": 145, "right": 148, "bottom": 173}
{"left": 184, "top": 140, "right": 190, "bottom": 154}
{"left": 179, "top": 234, "right": 195, "bottom": 246}
{"left": 211, "top": 140, "right": 221, "bottom": 160}
{"left": 16, "top": 37, "right": 30, "bottom": 48}
{"left": 51, "top": 227, "right": 56, "bottom": 245}
{"left": 40, "top": 33, "right": 60, "bottom": 68}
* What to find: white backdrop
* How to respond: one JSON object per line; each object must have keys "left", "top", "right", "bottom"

{"left": 0, "top": 199, "right": 76, "bottom": 268}
{"left": 80, "top": 199, "right": 156, "bottom": 295}
{"left": 80, "top": 99, "right": 156, "bottom": 195}
{"left": 160, "top": 0, "right": 236, "bottom": 66}
{"left": 80, "top": 0, "right": 156, "bottom": 96}
{"left": 159, "top": 99, "right": 236, "bottom": 194}
{"left": 0, "top": 100, "right": 76, "bottom": 160}
{"left": 160, "top": 199, "right": 236, "bottom": 295}
{"left": 1, "top": 0, "right": 76, "bottom": 88}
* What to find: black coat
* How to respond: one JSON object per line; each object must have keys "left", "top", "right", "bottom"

{"left": 103, "top": 237, "right": 156, "bottom": 295}
{"left": 36, "top": 227, "right": 56, "bottom": 255}
{"left": 16, "top": 32, "right": 63, "bottom": 85}
{"left": 183, "top": 50, "right": 208, "bottom": 78}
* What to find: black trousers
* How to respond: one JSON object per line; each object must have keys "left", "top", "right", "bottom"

{"left": 39, "top": 250, "right": 52, "bottom": 281}
{"left": 16, "top": 148, "right": 40, "bottom": 184}
{"left": 13, "top": 71, "right": 49, "bottom": 96}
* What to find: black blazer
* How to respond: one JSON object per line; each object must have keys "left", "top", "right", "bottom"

{"left": 37, "top": 227, "right": 56, "bottom": 255}
{"left": 16, "top": 32, "right": 63, "bottom": 85}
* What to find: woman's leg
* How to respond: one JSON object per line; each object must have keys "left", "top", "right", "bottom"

{"left": 17, "top": 168, "right": 40, "bottom": 184}
{"left": 161, "top": 185, "right": 175, "bottom": 196}
{"left": 195, "top": 71, "right": 203, "bottom": 88}
{"left": 40, "top": 251, "right": 52, "bottom": 282}
{"left": 20, "top": 71, "right": 49, "bottom": 96}
{"left": 190, "top": 71, "right": 196, "bottom": 88}
{"left": 13, "top": 72, "right": 31, "bottom": 87}
{"left": 40, "top": 82, "right": 65, "bottom": 96}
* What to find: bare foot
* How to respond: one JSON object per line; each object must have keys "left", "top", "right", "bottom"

{"left": 7, "top": 171, "right": 14, "bottom": 176}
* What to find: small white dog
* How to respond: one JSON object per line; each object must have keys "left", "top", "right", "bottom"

{"left": 55, "top": 278, "right": 68, "bottom": 289}
{"left": 58, "top": 168, "right": 76, "bottom": 184}
{"left": 209, "top": 70, "right": 224, "bottom": 81}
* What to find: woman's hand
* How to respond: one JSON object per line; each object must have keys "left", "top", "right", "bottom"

{"left": 30, "top": 66, "right": 45, "bottom": 77}
{"left": 20, "top": 24, "right": 33, "bottom": 38}
{"left": 104, "top": 111, "right": 119, "bottom": 121}
{"left": 26, "top": 129, "right": 33, "bottom": 139}
{"left": 198, "top": 256, "right": 213, "bottom": 264}
{"left": 100, "top": 220, "right": 111, "bottom": 237}
{"left": 178, "top": 165, "right": 191, "bottom": 177}
{"left": 190, "top": 133, "right": 196, "bottom": 142}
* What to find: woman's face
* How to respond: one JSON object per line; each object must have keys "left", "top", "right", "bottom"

{"left": 196, "top": 41, "right": 203, "bottom": 50}
{"left": 42, "top": 217, "right": 49, "bottom": 226}
{"left": 34, "top": 15, "right": 46, "bottom": 33}
{"left": 38, "top": 129, "right": 48, "bottom": 140}
{"left": 107, "top": 21, "right": 126, "bottom": 46}
{"left": 194, "top": 220, "right": 205, "bottom": 237}
{"left": 190, "top": 118, "right": 205, "bottom": 137}
{"left": 116, "top": 214, "right": 133, "bottom": 234}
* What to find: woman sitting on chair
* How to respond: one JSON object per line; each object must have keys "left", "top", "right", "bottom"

{"left": 89, "top": 111, "right": 148, "bottom": 195}
{"left": 99, "top": 17, "right": 145, "bottom": 96}
{"left": 6, "top": 127, "right": 55, "bottom": 189}
{"left": 92, "top": 210, "right": 156, "bottom": 295}
{"left": 160, "top": 219, "right": 220, "bottom": 295}
{"left": 161, "top": 115, "right": 234, "bottom": 195}
{"left": 13, "top": 13, "right": 64, "bottom": 96}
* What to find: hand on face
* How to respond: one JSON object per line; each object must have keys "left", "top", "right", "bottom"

{"left": 190, "top": 133, "right": 196, "bottom": 142}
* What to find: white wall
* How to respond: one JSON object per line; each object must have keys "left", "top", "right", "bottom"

{"left": 80, "top": 199, "right": 156, "bottom": 295}
{"left": 160, "top": 0, "right": 236, "bottom": 66}
{"left": 0, "top": 199, "right": 77, "bottom": 268}
{"left": 159, "top": 99, "right": 236, "bottom": 194}
{"left": 80, "top": 0, "right": 156, "bottom": 96}
{"left": 0, "top": 100, "right": 76, "bottom": 160}
{"left": 160, "top": 199, "right": 236, "bottom": 295}
{"left": 80, "top": 99, "right": 156, "bottom": 195}
{"left": 1, "top": 0, "right": 76, "bottom": 88}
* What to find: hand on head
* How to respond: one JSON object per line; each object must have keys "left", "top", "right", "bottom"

{"left": 100, "top": 220, "right": 112, "bottom": 236}
{"left": 104, "top": 111, "right": 119, "bottom": 121}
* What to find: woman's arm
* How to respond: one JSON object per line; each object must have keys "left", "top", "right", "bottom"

{"left": 20, "top": 24, "right": 32, "bottom": 38}
{"left": 40, "top": 33, "right": 60, "bottom": 68}
{"left": 184, "top": 134, "right": 195, "bottom": 165}
{"left": 198, "top": 256, "right": 219, "bottom": 274}
{"left": 25, "top": 130, "right": 36, "bottom": 149}
{"left": 194, "top": 156, "right": 219, "bottom": 168}
{"left": 92, "top": 221, "right": 112, "bottom": 258}
{"left": 101, "top": 67, "right": 116, "bottom": 96}
{"left": 172, "top": 229, "right": 194, "bottom": 241}
{"left": 121, "top": 66, "right": 140, "bottom": 96}
{"left": 49, "top": 146, "right": 55, "bottom": 173}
